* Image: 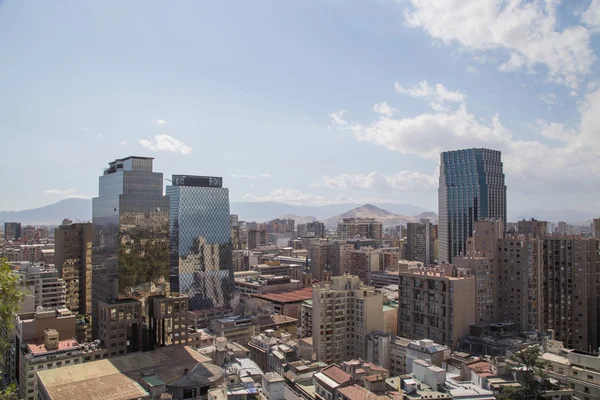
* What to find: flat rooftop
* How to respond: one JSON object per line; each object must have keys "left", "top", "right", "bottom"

{"left": 27, "top": 338, "right": 80, "bottom": 355}
{"left": 255, "top": 287, "right": 313, "bottom": 303}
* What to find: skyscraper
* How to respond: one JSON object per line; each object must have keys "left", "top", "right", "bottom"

{"left": 91, "top": 156, "right": 170, "bottom": 336}
{"left": 167, "top": 174, "right": 234, "bottom": 310}
{"left": 406, "top": 219, "right": 434, "bottom": 265}
{"left": 438, "top": 148, "right": 506, "bottom": 262}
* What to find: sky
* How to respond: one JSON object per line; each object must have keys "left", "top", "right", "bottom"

{"left": 1, "top": 0, "right": 599, "bottom": 214}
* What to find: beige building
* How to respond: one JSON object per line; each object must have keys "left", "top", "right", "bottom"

{"left": 517, "top": 219, "right": 548, "bottom": 237}
{"left": 16, "top": 262, "right": 66, "bottom": 312}
{"left": 309, "top": 240, "right": 353, "bottom": 279}
{"left": 209, "top": 315, "right": 260, "bottom": 345}
{"left": 312, "top": 275, "right": 383, "bottom": 364}
{"left": 337, "top": 218, "right": 383, "bottom": 248}
{"left": 350, "top": 248, "right": 380, "bottom": 282}
{"left": 406, "top": 219, "right": 434, "bottom": 265}
{"left": 397, "top": 265, "right": 476, "bottom": 348}
{"left": 54, "top": 219, "right": 92, "bottom": 317}
{"left": 593, "top": 218, "right": 600, "bottom": 239}
{"left": 149, "top": 295, "right": 189, "bottom": 347}
{"left": 465, "top": 220, "right": 504, "bottom": 259}
{"left": 248, "top": 229, "right": 267, "bottom": 250}
{"left": 97, "top": 299, "right": 144, "bottom": 357}
{"left": 454, "top": 255, "right": 497, "bottom": 323}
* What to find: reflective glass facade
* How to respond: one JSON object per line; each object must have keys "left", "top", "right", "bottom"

{"left": 438, "top": 148, "right": 506, "bottom": 262}
{"left": 167, "top": 176, "right": 234, "bottom": 310}
{"left": 92, "top": 157, "right": 170, "bottom": 335}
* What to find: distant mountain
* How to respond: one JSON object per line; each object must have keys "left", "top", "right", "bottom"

{"left": 230, "top": 201, "right": 432, "bottom": 222}
{"left": 0, "top": 198, "right": 92, "bottom": 226}
{"left": 321, "top": 204, "right": 435, "bottom": 228}
{"left": 276, "top": 214, "right": 318, "bottom": 225}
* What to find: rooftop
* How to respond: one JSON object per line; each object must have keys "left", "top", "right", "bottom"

{"left": 255, "top": 287, "right": 313, "bottom": 303}
{"left": 27, "top": 338, "right": 80, "bottom": 355}
{"left": 263, "top": 372, "right": 285, "bottom": 383}
{"left": 320, "top": 365, "right": 351, "bottom": 385}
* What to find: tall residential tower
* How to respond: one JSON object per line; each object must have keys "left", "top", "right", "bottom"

{"left": 167, "top": 174, "right": 234, "bottom": 310}
{"left": 438, "top": 148, "right": 506, "bottom": 262}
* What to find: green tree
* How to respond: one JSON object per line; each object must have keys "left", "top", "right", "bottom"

{"left": 503, "top": 345, "right": 554, "bottom": 400}
{"left": 0, "top": 258, "right": 23, "bottom": 354}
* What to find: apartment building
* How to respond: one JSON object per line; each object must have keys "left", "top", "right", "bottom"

{"left": 350, "top": 249, "right": 380, "bottom": 282}
{"left": 312, "top": 275, "right": 383, "bottom": 364}
{"left": 406, "top": 219, "right": 435, "bottom": 265}
{"left": 517, "top": 219, "right": 548, "bottom": 237}
{"left": 397, "top": 265, "right": 476, "bottom": 348}
{"left": 16, "top": 263, "right": 66, "bottom": 312}
{"left": 309, "top": 240, "right": 353, "bottom": 280}
{"left": 337, "top": 218, "right": 383, "bottom": 248}
{"left": 97, "top": 299, "right": 144, "bottom": 356}
{"left": 248, "top": 229, "right": 268, "bottom": 250}
{"left": 454, "top": 255, "right": 497, "bottom": 323}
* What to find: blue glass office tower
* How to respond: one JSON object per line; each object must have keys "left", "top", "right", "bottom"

{"left": 167, "top": 175, "right": 234, "bottom": 310}
{"left": 438, "top": 148, "right": 506, "bottom": 262}
{"left": 92, "top": 157, "right": 170, "bottom": 337}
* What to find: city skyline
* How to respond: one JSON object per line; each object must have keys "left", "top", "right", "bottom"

{"left": 1, "top": 1, "right": 600, "bottom": 214}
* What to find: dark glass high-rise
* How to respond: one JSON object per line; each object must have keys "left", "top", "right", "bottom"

{"left": 167, "top": 174, "right": 234, "bottom": 310}
{"left": 91, "top": 156, "right": 170, "bottom": 336}
{"left": 438, "top": 148, "right": 506, "bottom": 263}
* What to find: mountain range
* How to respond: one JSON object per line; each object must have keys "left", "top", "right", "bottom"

{"left": 0, "top": 198, "right": 596, "bottom": 227}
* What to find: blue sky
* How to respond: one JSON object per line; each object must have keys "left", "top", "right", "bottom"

{"left": 1, "top": 0, "right": 599, "bottom": 214}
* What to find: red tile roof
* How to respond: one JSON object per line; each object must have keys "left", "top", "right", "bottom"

{"left": 337, "top": 385, "right": 378, "bottom": 400}
{"left": 322, "top": 365, "right": 351, "bottom": 385}
{"left": 255, "top": 287, "right": 313, "bottom": 303}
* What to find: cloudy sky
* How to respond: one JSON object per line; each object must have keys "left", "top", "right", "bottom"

{"left": 1, "top": 0, "right": 599, "bottom": 214}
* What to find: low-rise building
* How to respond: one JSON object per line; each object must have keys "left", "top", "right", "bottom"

{"left": 210, "top": 315, "right": 260, "bottom": 345}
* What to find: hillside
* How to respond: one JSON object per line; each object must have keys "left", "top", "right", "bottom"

{"left": 321, "top": 204, "right": 425, "bottom": 228}
{"left": 0, "top": 198, "right": 92, "bottom": 226}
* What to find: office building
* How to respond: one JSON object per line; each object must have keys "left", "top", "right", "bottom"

{"left": 16, "top": 263, "right": 66, "bottom": 312}
{"left": 4, "top": 222, "right": 21, "bottom": 241}
{"left": 54, "top": 219, "right": 92, "bottom": 316}
{"left": 309, "top": 240, "right": 353, "bottom": 280}
{"left": 438, "top": 148, "right": 506, "bottom": 262}
{"left": 297, "top": 221, "right": 326, "bottom": 238}
{"left": 248, "top": 229, "right": 267, "bottom": 250}
{"left": 593, "top": 218, "right": 600, "bottom": 239}
{"left": 398, "top": 265, "right": 476, "bottom": 348}
{"left": 92, "top": 156, "right": 170, "bottom": 337}
{"left": 167, "top": 174, "right": 234, "bottom": 310}
{"left": 337, "top": 218, "right": 383, "bottom": 248}
{"left": 312, "top": 275, "right": 383, "bottom": 364}
{"left": 406, "top": 219, "right": 435, "bottom": 265}
{"left": 209, "top": 315, "right": 260, "bottom": 345}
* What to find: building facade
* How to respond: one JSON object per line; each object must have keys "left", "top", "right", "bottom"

{"left": 337, "top": 218, "right": 383, "bottom": 248}
{"left": 54, "top": 219, "right": 92, "bottom": 316}
{"left": 312, "top": 275, "right": 383, "bottom": 364}
{"left": 406, "top": 219, "right": 435, "bottom": 265}
{"left": 438, "top": 148, "right": 506, "bottom": 262}
{"left": 91, "top": 156, "right": 170, "bottom": 337}
{"left": 4, "top": 222, "right": 22, "bottom": 241}
{"left": 167, "top": 174, "right": 234, "bottom": 310}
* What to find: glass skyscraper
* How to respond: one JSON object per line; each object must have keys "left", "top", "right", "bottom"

{"left": 91, "top": 157, "right": 170, "bottom": 335}
{"left": 167, "top": 174, "right": 234, "bottom": 310}
{"left": 438, "top": 148, "right": 506, "bottom": 263}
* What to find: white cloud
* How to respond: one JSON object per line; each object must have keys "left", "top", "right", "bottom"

{"left": 120, "top": 140, "right": 128, "bottom": 145}
{"left": 81, "top": 128, "right": 90, "bottom": 132}
{"left": 156, "top": 119, "right": 166, "bottom": 125}
{"left": 581, "top": 0, "right": 600, "bottom": 30}
{"left": 330, "top": 110, "right": 348, "bottom": 126}
{"left": 44, "top": 189, "right": 76, "bottom": 195}
{"left": 372, "top": 102, "right": 396, "bottom": 117}
{"left": 139, "top": 135, "right": 192, "bottom": 154}
{"left": 403, "top": 0, "right": 594, "bottom": 88}
{"left": 259, "top": 173, "right": 272, "bottom": 178}
{"left": 97, "top": 134, "right": 103, "bottom": 139}
{"left": 331, "top": 81, "right": 600, "bottom": 193}
{"left": 65, "top": 194, "right": 94, "bottom": 200}
{"left": 465, "top": 65, "right": 478, "bottom": 74}
{"left": 472, "top": 54, "right": 498, "bottom": 64}
{"left": 316, "top": 170, "right": 438, "bottom": 192}
{"left": 394, "top": 80, "right": 465, "bottom": 104}
{"left": 539, "top": 92, "right": 557, "bottom": 106}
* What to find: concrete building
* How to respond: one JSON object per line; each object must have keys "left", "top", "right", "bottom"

{"left": 37, "top": 345, "right": 223, "bottom": 400}
{"left": 252, "top": 287, "right": 313, "bottom": 320}
{"left": 517, "top": 219, "right": 548, "bottom": 237}
{"left": 593, "top": 218, "right": 600, "bottom": 239}
{"left": 309, "top": 240, "right": 353, "bottom": 280}
{"left": 453, "top": 256, "right": 497, "bottom": 323}
{"left": 397, "top": 265, "right": 476, "bottom": 348}
{"left": 54, "top": 219, "right": 92, "bottom": 317}
{"left": 497, "top": 236, "right": 542, "bottom": 332}
{"left": 248, "top": 229, "right": 268, "bottom": 250}
{"left": 97, "top": 298, "right": 144, "bottom": 356}
{"left": 405, "top": 339, "right": 451, "bottom": 374}
{"left": 209, "top": 315, "right": 260, "bottom": 345}
{"left": 438, "top": 148, "right": 506, "bottom": 262}
{"left": 312, "top": 275, "right": 383, "bottom": 364}
{"left": 253, "top": 263, "right": 303, "bottom": 281}
{"left": 369, "top": 271, "right": 399, "bottom": 288}
{"left": 149, "top": 295, "right": 190, "bottom": 347}
{"left": 234, "top": 275, "right": 302, "bottom": 296}
{"left": 301, "top": 300, "right": 313, "bottom": 338}
{"left": 406, "top": 219, "right": 434, "bottom": 265}
{"left": 187, "top": 307, "right": 234, "bottom": 329}
{"left": 541, "top": 237, "right": 600, "bottom": 352}
{"left": 16, "top": 262, "right": 66, "bottom": 312}
{"left": 337, "top": 218, "right": 383, "bottom": 248}
{"left": 4, "top": 222, "right": 22, "bottom": 241}
{"left": 465, "top": 220, "right": 504, "bottom": 259}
